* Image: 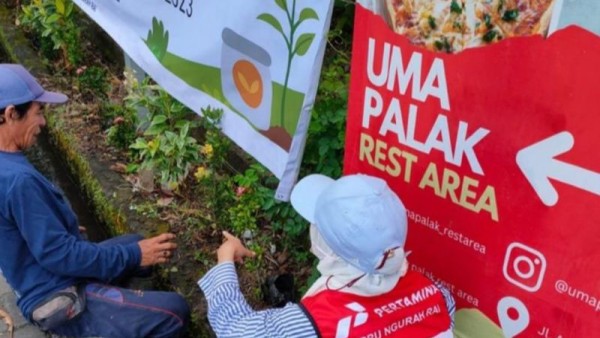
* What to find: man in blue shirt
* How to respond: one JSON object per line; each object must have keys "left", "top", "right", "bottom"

{"left": 0, "top": 64, "right": 189, "bottom": 337}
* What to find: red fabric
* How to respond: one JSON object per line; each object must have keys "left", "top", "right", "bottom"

{"left": 344, "top": 4, "right": 600, "bottom": 336}
{"left": 301, "top": 271, "right": 451, "bottom": 338}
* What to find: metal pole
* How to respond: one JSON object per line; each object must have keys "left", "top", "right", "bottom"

{"left": 124, "top": 52, "right": 149, "bottom": 124}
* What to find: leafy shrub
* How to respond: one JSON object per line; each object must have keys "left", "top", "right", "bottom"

{"left": 193, "top": 107, "right": 234, "bottom": 223}
{"left": 130, "top": 122, "right": 200, "bottom": 191}
{"left": 103, "top": 103, "right": 138, "bottom": 151}
{"left": 127, "top": 77, "right": 201, "bottom": 191}
{"left": 20, "top": 0, "right": 82, "bottom": 67}
{"left": 76, "top": 65, "right": 110, "bottom": 100}
{"left": 300, "top": 1, "right": 352, "bottom": 178}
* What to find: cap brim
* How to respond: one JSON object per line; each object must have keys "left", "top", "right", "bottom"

{"left": 35, "top": 91, "right": 68, "bottom": 104}
{"left": 290, "top": 174, "right": 334, "bottom": 223}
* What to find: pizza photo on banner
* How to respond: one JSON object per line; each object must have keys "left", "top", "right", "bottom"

{"left": 345, "top": 0, "right": 600, "bottom": 337}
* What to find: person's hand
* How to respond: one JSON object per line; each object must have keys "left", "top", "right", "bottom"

{"left": 138, "top": 233, "right": 177, "bottom": 267}
{"left": 217, "top": 231, "right": 256, "bottom": 264}
{"left": 78, "top": 226, "right": 87, "bottom": 233}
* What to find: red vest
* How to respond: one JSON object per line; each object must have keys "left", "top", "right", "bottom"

{"left": 300, "top": 271, "right": 451, "bottom": 338}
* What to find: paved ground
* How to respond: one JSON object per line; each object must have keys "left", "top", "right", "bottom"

{"left": 0, "top": 275, "right": 47, "bottom": 338}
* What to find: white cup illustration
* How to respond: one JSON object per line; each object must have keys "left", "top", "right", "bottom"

{"left": 221, "top": 28, "right": 273, "bottom": 131}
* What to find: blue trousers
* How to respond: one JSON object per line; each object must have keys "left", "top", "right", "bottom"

{"left": 48, "top": 234, "right": 190, "bottom": 338}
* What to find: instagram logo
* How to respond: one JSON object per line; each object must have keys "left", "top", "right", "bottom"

{"left": 503, "top": 242, "right": 547, "bottom": 292}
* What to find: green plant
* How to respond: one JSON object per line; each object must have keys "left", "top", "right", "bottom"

{"left": 200, "top": 172, "right": 235, "bottom": 227}
{"left": 193, "top": 250, "right": 213, "bottom": 267}
{"left": 258, "top": 0, "right": 320, "bottom": 127}
{"left": 191, "top": 104, "right": 314, "bottom": 263}
{"left": 104, "top": 103, "right": 138, "bottom": 151}
{"left": 299, "top": 4, "right": 351, "bottom": 178}
{"left": 130, "top": 122, "right": 200, "bottom": 191}
{"left": 129, "top": 201, "right": 160, "bottom": 220}
{"left": 226, "top": 196, "right": 260, "bottom": 236}
{"left": 126, "top": 77, "right": 195, "bottom": 132}
{"left": 124, "top": 76, "right": 202, "bottom": 190}
{"left": 226, "top": 163, "right": 310, "bottom": 263}
{"left": 225, "top": 164, "right": 266, "bottom": 235}
{"left": 244, "top": 241, "right": 265, "bottom": 272}
{"left": 77, "top": 65, "right": 110, "bottom": 100}
{"left": 198, "top": 107, "right": 231, "bottom": 170}
{"left": 20, "top": 0, "right": 82, "bottom": 67}
{"left": 189, "top": 107, "right": 238, "bottom": 226}
{"left": 99, "top": 102, "right": 125, "bottom": 129}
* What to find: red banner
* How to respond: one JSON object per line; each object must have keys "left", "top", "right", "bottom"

{"left": 344, "top": 5, "right": 600, "bottom": 337}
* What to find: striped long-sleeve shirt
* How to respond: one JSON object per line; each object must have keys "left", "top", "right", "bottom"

{"left": 198, "top": 262, "right": 456, "bottom": 338}
{"left": 198, "top": 262, "right": 316, "bottom": 337}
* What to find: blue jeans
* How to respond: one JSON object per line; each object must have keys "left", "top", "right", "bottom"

{"left": 48, "top": 234, "right": 190, "bottom": 338}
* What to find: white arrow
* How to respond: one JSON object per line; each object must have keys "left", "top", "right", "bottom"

{"left": 516, "top": 131, "right": 600, "bottom": 206}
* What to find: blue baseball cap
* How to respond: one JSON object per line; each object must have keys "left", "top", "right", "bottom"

{"left": 0, "top": 64, "right": 67, "bottom": 110}
{"left": 291, "top": 174, "right": 408, "bottom": 274}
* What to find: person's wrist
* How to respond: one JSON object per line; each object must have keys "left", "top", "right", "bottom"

{"left": 217, "top": 254, "right": 234, "bottom": 263}
{"left": 217, "top": 246, "right": 235, "bottom": 263}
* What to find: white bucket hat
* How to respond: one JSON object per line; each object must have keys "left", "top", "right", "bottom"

{"left": 291, "top": 174, "right": 407, "bottom": 274}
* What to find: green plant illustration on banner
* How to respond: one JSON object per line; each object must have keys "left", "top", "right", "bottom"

{"left": 146, "top": 17, "right": 169, "bottom": 62}
{"left": 257, "top": 0, "right": 319, "bottom": 128}
{"left": 142, "top": 8, "right": 320, "bottom": 151}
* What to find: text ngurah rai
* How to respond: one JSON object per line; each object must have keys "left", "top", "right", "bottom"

{"left": 361, "top": 305, "right": 443, "bottom": 338}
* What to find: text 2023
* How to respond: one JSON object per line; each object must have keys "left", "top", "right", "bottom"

{"left": 164, "top": 0, "right": 193, "bottom": 18}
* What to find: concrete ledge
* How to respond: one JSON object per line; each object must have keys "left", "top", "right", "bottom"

{"left": 0, "top": 275, "right": 47, "bottom": 338}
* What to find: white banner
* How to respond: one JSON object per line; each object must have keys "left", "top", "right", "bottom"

{"left": 73, "top": 0, "right": 334, "bottom": 199}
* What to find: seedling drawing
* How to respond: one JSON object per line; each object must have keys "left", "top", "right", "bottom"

{"left": 258, "top": 0, "right": 319, "bottom": 127}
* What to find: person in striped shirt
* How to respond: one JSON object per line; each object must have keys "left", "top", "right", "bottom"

{"left": 198, "top": 174, "right": 456, "bottom": 337}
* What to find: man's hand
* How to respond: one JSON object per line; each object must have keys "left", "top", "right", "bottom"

{"left": 138, "top": 233, "right": 178, "bottom": 267}
{"left": 217, "top": 231, "right": 256, "bottom": 264}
